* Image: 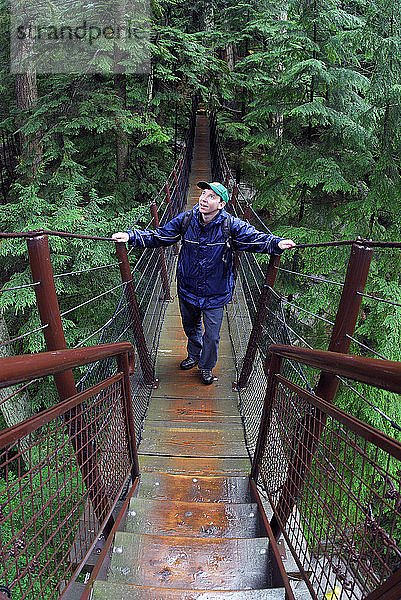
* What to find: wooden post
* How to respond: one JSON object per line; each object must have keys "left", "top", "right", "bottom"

{"left": 236, "top": 254, "right": 281, "bottom": 389}
{"left": 178, "top": 157, "right": 186, "bottom": 210}
{"left": 150, "top": 202, "right": 171, "bottom": 301}
{"left": 231, "top": 182, "right": 238, "bottom": 208}
{"left": 117, "top": 352, "right": 140, "bottom": 480}
{"left": 224, "top": 171, "right": 230, "bottom": 189}
{"left": 115, "top": 242, "right": 155, "bottom": 385}
{"left": 165, "top": 182, "right": 179, "bottom": 254}
{"left": 173, "top": 169, "right": 182, "bottom": 212}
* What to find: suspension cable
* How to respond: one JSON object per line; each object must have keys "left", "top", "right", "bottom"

{"left": 0, "top": 324, "right": 49, "bottom": 349}
{"left": 128, "top": 201, "right": 155, "bottom": 229}
{"left": 344, "top": 333, "right": 388, "bottom": 361}
{"left": 357, "top": 291, "right": 401, "bottom": 308}
{"left": 1, "top": 282, "right": 40, "bottom": 293}
{"left": 54, "top": 261, "right": 121, "bottom": 279}
{"left": 284, "top": 301, "right": 335, "bottom": 326}
{"left": 264, "top": 306, "right": 314, "bottom": 349}
{"left": 0, "top": 230, "right": 114, "bottom": 241}
{"left": 277, "top": 267, "right": 344, "bottom": 287}
{"left": 59, "top": 282, "right": 126, "bottom": 318}
{"left": 336, "top": 375, "right": 401, "bottom": 433}
{"left": 0, "top": 379, "right": 38, "bottom": 408}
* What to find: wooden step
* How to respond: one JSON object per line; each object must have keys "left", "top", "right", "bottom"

{"left": 126, "top": 498, "right": 265, "bottom": 538}
{"left": 145, "top": 397, "right": 241, "bottom": 421}
{"left": 139, "top": 425, "right": 248, "bottom": 458}
{"left": 92, "top": 581, "right": 286, "bottom": 599}
{"left": 108, "top": 531, "right": 274, "bottom": 590}
{"left": 139, "top": 455, "right": 250, "bottom": 476}
{"left": 143, "top": 420, "right": 244, "bottom": 431}
{"left": 137, "top": 473, "right": 252, "bottom": 503}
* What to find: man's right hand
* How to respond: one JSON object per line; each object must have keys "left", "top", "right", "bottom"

{"left": 112, "top": 232, "right": 129, "bottom": 243}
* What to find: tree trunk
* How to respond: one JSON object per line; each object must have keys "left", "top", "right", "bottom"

{"left": 0, "top": 316, "right": 34, "bottom": 428}
{"left": 114, "top": 74, "right": 129, "bottom": 182}
{"left": 226, "top": 43, "right": 235, "bottom": 71}
{"left": 15, "top": 72, "right": 43, "bottom": 178}
{"left": 113, "top": 0, "right": 129, "bottom": 182}
{"left": 273, "top": 5, "right": 288, "bottom": 139}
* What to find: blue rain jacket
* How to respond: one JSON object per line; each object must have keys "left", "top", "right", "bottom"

{"left": 127, "top": 206, "right": 283, "bottom": 309}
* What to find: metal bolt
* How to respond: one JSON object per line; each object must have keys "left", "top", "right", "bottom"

{"left": 192, "top": 478, "right": 198, "bottom": 482}
{"left": 249, "top": 512, "right": 255, "bottom": 518}
{"left": 260, "top": 548, "right": 267, "bottom": 555}
{"left": 114, "top": 546, "right": 123, "bottom": 554}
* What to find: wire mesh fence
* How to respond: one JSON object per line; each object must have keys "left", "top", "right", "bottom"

{"left": 0, "top": 366, "right": 132, "bottom": 600}
{"left": 258, "top": 372, "right": 401, "bottom": 600}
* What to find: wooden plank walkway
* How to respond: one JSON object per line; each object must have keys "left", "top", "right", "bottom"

{"left": 138, "top": 114, "right": 250, "bottom": 478}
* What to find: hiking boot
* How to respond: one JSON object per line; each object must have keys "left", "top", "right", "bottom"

{"left": 180, "top": 356, "right": 199, "bottom": 370}
{"left": 200, "top": 369, "right": 214, "bottom": 385}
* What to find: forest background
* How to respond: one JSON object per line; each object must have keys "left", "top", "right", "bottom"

{"left": 0, "top": 0, "right": 400, "bottom": 440}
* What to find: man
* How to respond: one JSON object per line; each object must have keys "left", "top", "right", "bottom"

{"left": 112, "top": 181, "right": 295, "bottom": 384}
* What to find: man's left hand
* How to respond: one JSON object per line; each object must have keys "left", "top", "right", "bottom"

{"left": 278, "top": 239, "right": 296, "bottom": 250}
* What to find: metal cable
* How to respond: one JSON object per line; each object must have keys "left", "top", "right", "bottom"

{"left": 127, "top": 201, "right": 155, "bottom": 229}
{"left": 336, "top": 376, "right": 401, "bottom": 433}
{"left": 284, "top": 301, "right": 335, "bottom": 326}
{"left": 248, "top": 207, "right": 273, "bottom": 234}
{"left": 1, "top": 282, "right": 40, "bottom": 293}
{"left": 0, "top": 379, "right": 38, "bottom": 408}
{"left": 0, "top": 324, "right": 49, "bottom": 349}
{"left": 0, "top": 230, "right": 113, "bottom": 241}
{"left": 344, "top": 334, "right": 388, "bottom": 360}
{"left": 73, "top": 311, "right": 123, "bottom": 348}
{"left": 59, "top": 282, "right": 126, "bottom": 317}
{"left": 264, "top": 306, "right": 314, "bottom": 349}
{"left": 357, "top": 291, "right": 401, "bottom": 308}
{"left": 277, "top": 267, "right": 344, "bottom": 287}
{"left": 54, "top": 261, "right": 121, "bottom": 279}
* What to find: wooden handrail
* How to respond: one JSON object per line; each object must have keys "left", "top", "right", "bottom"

{"left": 268, "top": 344, "right": 401, "bottom": 393}
{"left": 0, "top": 342, "right": 134, "bottom": 388}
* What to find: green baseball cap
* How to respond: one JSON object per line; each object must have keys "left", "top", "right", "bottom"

{"left": 197, "top": 181, "right": 229, "bottom": 204}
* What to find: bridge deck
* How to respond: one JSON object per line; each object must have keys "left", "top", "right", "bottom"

{"left": 139, "top": 114, "right": 250, "bottom": 477}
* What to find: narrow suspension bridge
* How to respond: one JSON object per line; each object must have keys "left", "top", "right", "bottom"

{"left": 0, "top": 105, "right": 400, "bottom": 600}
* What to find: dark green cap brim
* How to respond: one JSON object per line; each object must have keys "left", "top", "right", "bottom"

{"left": 197, "top": 181, "right": 229, "bottom": 204}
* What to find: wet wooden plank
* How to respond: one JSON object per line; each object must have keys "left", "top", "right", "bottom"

{"left": 139, "top": 429, "right": 248, "bottom": 458}
{"left": 142, "top": 425, "right": 244, "bottom": 440}
{"left": 108, "top": 531, "right": 273, "bottom": 590}
{"left": 146, "top": 397, "right": 240, "bottom": 419}
{"left": 126, "top": 498, "right": 265, "bottom": 539}
{"left": 136, "top": 473, "right": 252, "bottom": 504}
{"left": 138, "top": 455, "right": 250, "bottom": 476}
{"left": 143, "top": 420, "right": 244, "bottom": 431}
{"left": 92, "top": 582, "right": 286, "bottom": 599}
{"left": 154, "top": 375, "right": 238, "bottom": 400}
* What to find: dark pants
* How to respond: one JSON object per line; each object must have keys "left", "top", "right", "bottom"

{"left": 179, "top": 296, "right": 224, "bottom": 370}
